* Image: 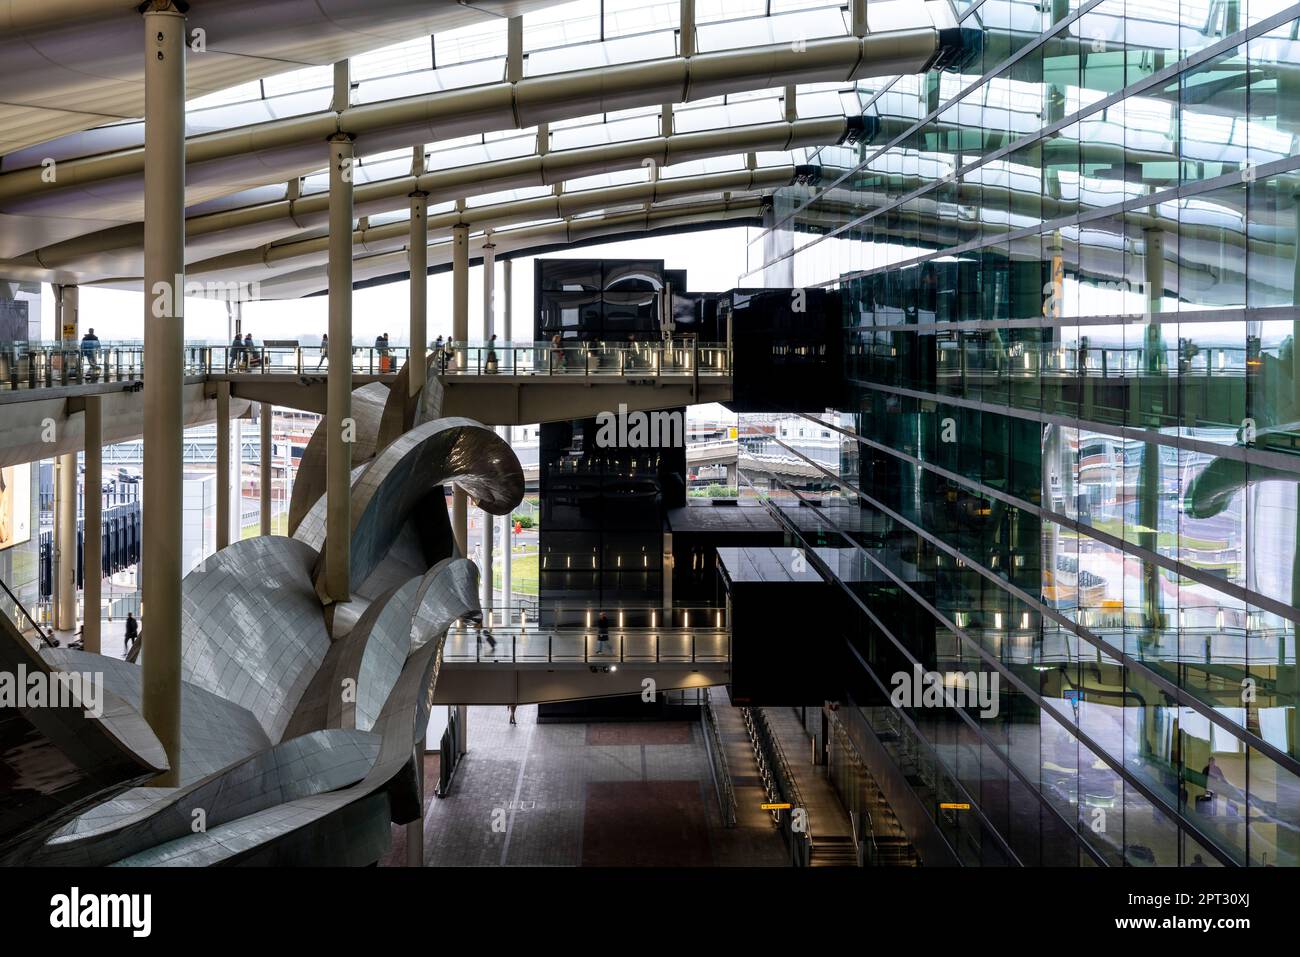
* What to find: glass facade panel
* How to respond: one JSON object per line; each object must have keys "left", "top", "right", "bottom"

{"left": 742, "top": 0, "right": 1300, "bottom": 866}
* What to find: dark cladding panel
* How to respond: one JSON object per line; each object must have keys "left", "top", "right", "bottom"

{"left": 718, "top": 546, "right": 836, "bottom": 705}
{"left": 725, "top": 287, "right": 843, "bottom": 413}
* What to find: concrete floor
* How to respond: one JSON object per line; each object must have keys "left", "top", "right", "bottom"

{"left": 406, "top": 701, "right": 788, "bottom": 867}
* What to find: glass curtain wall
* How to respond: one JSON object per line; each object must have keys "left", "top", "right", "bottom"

{"left": 744, "top": 0, "right": 1300, "bottom": 866}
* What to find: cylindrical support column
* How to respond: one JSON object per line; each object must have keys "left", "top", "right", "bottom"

{"left": 482, "top": 501, "right": 494, "bottom": 620}
{"left": 482, "top": 240, "right": 496, "bottom": 341}
{"left": 455, "top": 703, "right": 469, "bottom": 756}
{"left": 230, "top": 414, "right": 242, "bottom": 542}
{"left": 500, "top": 427, "right": 512, "bottom": 615}
{"left": 260, "top": 402, "right": 273, "bottom": 536}
{"left": 83, "top": 396, "right": 103, "bottom": 654}
{"left": 141, "top": 3, "right": 186, "bottom": 785}
{"left": 452, "top": 224, "right": 469, "bottom": 353}
{"left": 325, "top": 128, "right": 355, "bottom": 603}
{"left": 408, "top": 187, "right": 427, "bottom": 398}
{"left": 216, "top": 382, "right": 231, "bottom": 550}
{"left": 503, "top": 258, "right": 513, "bottom": 342}
{"left": 54, "top": 452, "right": 77, "bottom": 632}
{"left": 406, "top": 745, "right": 424, "bottom": 867}
{"left": 453, "top": 488, "right": 468, "bottom": 559}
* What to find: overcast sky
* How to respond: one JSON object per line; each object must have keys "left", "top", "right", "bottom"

{"left": 51, "top": 227, "right": 757, "bottom": 346}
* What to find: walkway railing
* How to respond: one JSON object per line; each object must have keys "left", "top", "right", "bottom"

{"left": 0, "top": 339, "right": 734, "bottom": 395}
{"left": 438, "top": 339, "right": 731, "bottom": 377}
{"left": 742, "top": 705, "right": 812, "bottom": 866}
{"left": 702, "top": 687, "right": 738, "bottom": 827}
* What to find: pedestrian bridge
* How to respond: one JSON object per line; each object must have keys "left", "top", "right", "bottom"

{"left": 0, "top": 338, "right": 734, "bottom": 465}
{"left": 434, "top": 605, "right": 732, "bottom": 705}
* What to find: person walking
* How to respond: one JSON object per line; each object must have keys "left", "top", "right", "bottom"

{"left": 124, "top": 612, "right": 138, "bottom": 654}
{"left": 316, "top": 332, "right": 328, "bottom": 370}
{"left": 478, "top": 621, "right": 497, "bottom": 657}
{"left": 508, "top": 704, "right": 517, "bottom": 726}
{"left": 596, "top": 612, "right": 610, "bottom": 655}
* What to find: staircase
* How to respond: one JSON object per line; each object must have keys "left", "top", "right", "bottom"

{"left": 810, "top": 834, "right": 860, "bottom": 867}
{"left": 858, "top": 746, "right": 921, "bottom": 867}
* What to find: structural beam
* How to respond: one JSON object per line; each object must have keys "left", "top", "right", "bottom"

{"left": 83, "top": 395, "right": 102, "bottom": 654}
{"left": 260, "top": 402, "right": 273, "bottom": 536}
{"left": 324, "top": 116, "right": 355, "bottom": 603}
{"left": 215, "top": 382, "right": 231, "bottom": 550}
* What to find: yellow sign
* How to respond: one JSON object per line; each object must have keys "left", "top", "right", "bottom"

{"left": 728, "top": 426, "right": 738, "bottom": 440}
{"left": 761, "top": 802, "right": 792, "bottom": 810}
{"left": 939, "top": 802, "right": 971, "bottom": 811}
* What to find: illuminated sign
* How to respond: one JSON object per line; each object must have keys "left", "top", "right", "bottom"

{"left": 760, "top": 802, "right": 793, "bottom": 810}
{"left": 939, "top": 802, "right": 971, "bottom": 811}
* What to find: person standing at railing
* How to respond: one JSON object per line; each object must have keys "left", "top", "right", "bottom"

{"left": 550, "top": 333, "right": 565, "bottom": 371}
{"left": 243, "top": 332, "right": 256, "bottom": 370}
{"left": 485, "top": 334, "right": 499, "bottom": 374}
{"left": 229, "top": 332, "right": 243, "bottom": 370}
{"left": 596, "top": 611, "right": 610, "bottom": 655}
{"left": 80, "top": 328, "right": 101, "bottom": 377}
{"left": 316, "top": 332, "right": 328, "bottom": 370}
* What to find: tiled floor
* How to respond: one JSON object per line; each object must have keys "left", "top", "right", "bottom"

{"left": 412, "top": 702, "right": 788, "bottom": 867}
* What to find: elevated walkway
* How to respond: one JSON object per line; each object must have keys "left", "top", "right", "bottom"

{"left": 0, "top": 339, "right": 733, "bottom": 466}
{"left": 432, "top": 615, "right": 731, "bottom": 705}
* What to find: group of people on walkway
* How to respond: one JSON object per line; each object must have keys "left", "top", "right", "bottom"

{"left": 227, "top": 332, "right": 260, "bottom": 370}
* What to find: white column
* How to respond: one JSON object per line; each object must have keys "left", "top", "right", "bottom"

{"left": 54, "top": 452, "right": 77, "bottom": 631}
{"left": 503, "top": 258, "right": 513, "bottom": 343}
{"left": 325, "top": 113, "right": 355, "bottom": 603}
{"left": 452, "top": 222, "right": 469, "bottom": 557}
{"left": 409, "top": 146, "right": 427, "bottom": 399}
{"left": 260, "top": 402, "right": 273, "bottom": 535}
{"left": 140, "top": 1, "right": 187, "bottom": 786}
{"left": 83, "top": 395, "right": 103, "bottom": 654}
{"left": 482, "top": 239, "right": 495, "bottom": 341}
{"left": 500, "top": 447, "right": 512, "bottom": 615}
{"left": 216, "top": 382, "right": 231, "bottom": 550}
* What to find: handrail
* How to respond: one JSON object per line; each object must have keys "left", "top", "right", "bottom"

{"left": 702, "top": 687, "right": 738, "bottom": 828}
{"left": 742, "top": 705, "right": 811, "bottom": 865}
{"left": 0, "top": 573, "right": 46, "bottom": 639}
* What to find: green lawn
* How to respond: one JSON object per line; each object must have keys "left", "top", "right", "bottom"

{"left": 495, "top": 549, "right": 538, "bottom": 597}
{"left": 240, "top": 512, "right": 289, "bottom": 538}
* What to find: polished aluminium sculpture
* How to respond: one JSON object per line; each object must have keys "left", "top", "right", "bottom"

{"left": 0, "top": 357, "right": 521, "bottom": 866}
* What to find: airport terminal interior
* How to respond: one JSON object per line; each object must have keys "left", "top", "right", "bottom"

{"left": 1, "top": 0, "right": 1298, "bottom": 870}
